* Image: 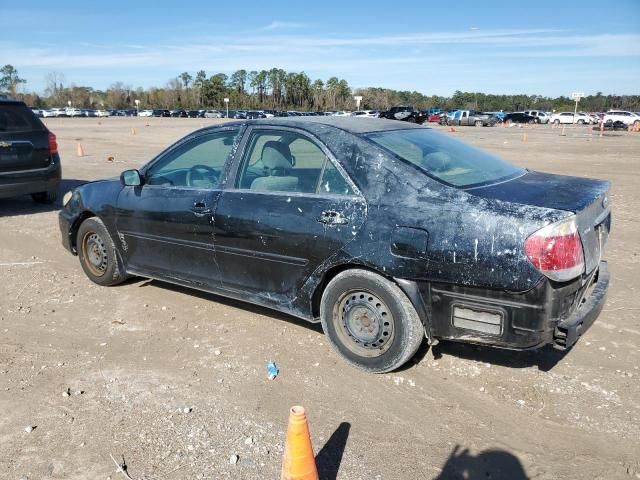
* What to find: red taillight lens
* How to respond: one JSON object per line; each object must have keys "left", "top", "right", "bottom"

{"left": 524, "top": 217, "right": 584, "bottom": 282}
{"left": 48, "top": 132, "right": 58, "bottom": 155}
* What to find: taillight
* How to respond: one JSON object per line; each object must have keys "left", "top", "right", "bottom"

{"left": 48, "top": 131, "right": 58, "bottom": 155}
{"left": 524, "top": 217, "right": 584, "bottom": 282}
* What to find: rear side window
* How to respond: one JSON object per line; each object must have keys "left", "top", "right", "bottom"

{"left": 0, "top": 104, "right": 44, "bottom": 133}
{"left": 367, "top": 129, "right": 525, "bottom": 188}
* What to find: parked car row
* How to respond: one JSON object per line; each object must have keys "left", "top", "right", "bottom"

{"left": 29, "top": 105, "right": 640, "bottom": 127}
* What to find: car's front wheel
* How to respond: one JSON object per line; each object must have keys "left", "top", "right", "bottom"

{"left": 554, "top": 119, "right": 560, "bottom": 125}
{"left": 76, "top": 217, "right": 128, "bottom": 286}
{"left": 577, "top": 119, "right": 585, "bottom": 125}
{"left": 320, "top": 269, "right": 424, "bottom": 373}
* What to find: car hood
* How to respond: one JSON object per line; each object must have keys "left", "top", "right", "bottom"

{"left": 467, "top": 170, "right": 609, "bottom": 213}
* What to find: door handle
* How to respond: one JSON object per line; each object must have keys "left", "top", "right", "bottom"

{"left": 318, "top": 210, "right": 348, "bottom": 225}
{"left": 191, "top": 201, "right": 212, "bottom": 216}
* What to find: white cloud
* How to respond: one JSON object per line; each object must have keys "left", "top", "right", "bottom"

{"left": 261, "top": 20, "right": 308, "bottom": 31}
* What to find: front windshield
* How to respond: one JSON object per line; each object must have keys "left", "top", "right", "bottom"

{"left": 366, "top": 128, "right": 525, "bottom": 188}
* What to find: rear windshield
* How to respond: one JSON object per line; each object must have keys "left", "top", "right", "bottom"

{"left": 0, "top": 104, "right": 44, "bottom": 133}
{"left": 366, "top": 128, "right": 525, "bottom": 188}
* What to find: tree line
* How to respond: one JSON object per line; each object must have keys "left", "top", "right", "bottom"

{"left": 2, "top": 64, "right": 639, "bottom": 113}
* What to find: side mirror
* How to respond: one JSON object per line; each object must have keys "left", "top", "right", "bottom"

{"left": 121, "top": 169, "right": 142, "bottom": 186}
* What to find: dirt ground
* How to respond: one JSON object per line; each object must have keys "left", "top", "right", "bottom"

{"left": 1, "top": 117, "right": 639, "bottom": 480}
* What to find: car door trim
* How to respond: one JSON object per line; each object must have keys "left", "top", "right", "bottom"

{"left": 121, "top": 230, "right": 308, "bottom": 266}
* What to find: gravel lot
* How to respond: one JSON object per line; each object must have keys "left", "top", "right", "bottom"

{"left": 1, "top": 118, "right": 639, "bottom": 480}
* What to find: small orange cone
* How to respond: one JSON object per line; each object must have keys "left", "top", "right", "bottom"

{"left": 76, "top": 143, "right": 85, "bottom": 157}
{"left": 281, "top": 406, "right": 319, "bottom": 480}
{"left": 449, "top": 127, "right": 456, "bottom": 133}
{"left": 522, "top": 132, "right": 528, "bottom": 142}
{"left": 131, "top": 127, "right": 136, "bottom": 136}
{"left": 561, "top": 126, "right": 566, "bottom": 136}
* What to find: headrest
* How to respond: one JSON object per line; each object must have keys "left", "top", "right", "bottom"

{"left": 261, "top": 141, "right": 294, "bottom": 171}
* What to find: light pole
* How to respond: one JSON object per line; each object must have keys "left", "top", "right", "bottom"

{"left": 224, "top": 98, "right": 229, "bottom": 118}
{"left": 354, "top": 95, "right": 362, "bottom": 112}
{"left": 571, "top": 92, "right": 584, "bottom": 124}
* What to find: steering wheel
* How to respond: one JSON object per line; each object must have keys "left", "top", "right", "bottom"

{"left": 186, "top": 164, "right": 219, "bottom": 188}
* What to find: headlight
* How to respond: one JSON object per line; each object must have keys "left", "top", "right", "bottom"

{"left": 62, "top": 191, "right": 73, "bottom": 207}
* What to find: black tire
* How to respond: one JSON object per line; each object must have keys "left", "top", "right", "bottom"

{"left": 76, "top": 217, "right": 128, "bottom": 286}
{"left": 554, "top": 119, "right": 560, "bottom": 125}
{"left": 577, "top": 119, "right": 585, "bottom": 125}
{"left": 474, "top": 120, "right": 483, "bottom": 127}
{"left": 320, "top": 269, "right": 424, "bottom": 373}
{"left": 31, "top": 191, "right": 57, "bottom": 204}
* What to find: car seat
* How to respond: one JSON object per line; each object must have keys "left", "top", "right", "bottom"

{"left": 250, "top": 141, "right": 299, "bottom": 192}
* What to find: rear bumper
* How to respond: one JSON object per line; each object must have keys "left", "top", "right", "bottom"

{"left": 407, "top": 261, "right": 609, "bottom": 350}
{"left": 553, "top": 261, "right": 609, "bottom": 350}
{"left": 0, "top": 157, "right": 61, "bottom": 199}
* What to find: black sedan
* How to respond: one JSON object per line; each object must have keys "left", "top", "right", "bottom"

{"left": 502, "top": 112, "right": 538, "bottom": 125}
{"left": 59, "top": 117, "right": 610, "bottom": 372}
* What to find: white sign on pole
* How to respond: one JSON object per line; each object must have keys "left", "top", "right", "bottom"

{"left": 354, "top": 95, "right": 363, "bottom": 110}
{"left": 571, "top": 92, "right": 585, "bottom": 123}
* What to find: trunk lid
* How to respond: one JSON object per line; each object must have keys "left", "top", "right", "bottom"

{"left": 469, "top": 170, "right": 611, "bottom": 275}
{"left": 0, "top": 103, "right": 50, "bottom": 173}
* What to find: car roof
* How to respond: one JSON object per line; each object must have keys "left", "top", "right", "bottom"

{"left": 223, "top": 116, "right": 425, "bottom": 135}
{"left": 0, "top": 98, "right": 26, "bottom": 106}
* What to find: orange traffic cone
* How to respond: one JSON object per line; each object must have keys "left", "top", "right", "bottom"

{"left": 131, "top": 127, "right": 136, "bottom": 136}
{"left": 449, "top": 127, "right": 456, "bottom": 133}
{"left": 281, "top": 406, "right": 319, "bottom": 480}
{"left": 76, "top": 143, "right": 85, "bottom": 157}
{"left": 561, "top": 126, "right": 566, "bottom": 136}
{"left": 522, "top": 132, "right": 528, "bottom": 142}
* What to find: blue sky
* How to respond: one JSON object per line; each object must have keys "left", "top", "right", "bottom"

{"left": 1, "top": 0, "right": 639, "bottom": 96}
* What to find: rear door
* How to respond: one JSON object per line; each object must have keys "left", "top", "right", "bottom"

{"left": 213, "top": 127, "right": 366, "bottom": 305}
{"left": 0, "top": 103, "right": 50, "bottom": 173}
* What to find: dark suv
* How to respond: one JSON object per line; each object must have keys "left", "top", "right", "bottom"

{"left": 0, "top": 99, "right": 61, "bottom": 203}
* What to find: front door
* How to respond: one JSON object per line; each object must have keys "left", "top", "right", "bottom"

{"left": 116, "top": 128, "right": 241, "bottom": 287}
{"left": 213, "top": 128, "right": 366, "bottom": 306}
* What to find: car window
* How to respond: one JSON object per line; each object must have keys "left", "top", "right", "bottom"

{"left": 367, "top": 128, "right": 525, "bottom": 188}
{"left": 146, "top": 129, "right": 240, "bottom": 188}
{"left": 318, "top": 160, "right": 355, "bottom": 195}
{"left": 237, "top": 130, "right": 328, "bottom": 193}
{"left": 0, "top": 104, "right": 44, "bottom": 132}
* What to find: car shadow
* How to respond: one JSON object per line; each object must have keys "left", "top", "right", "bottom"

{"left": 132, "top": 279, "right": 567, "bottom": 372}
{"left": 430, "top": 340, "right": 568, "bottom": 372}
{"left": 0, "top": 179, "right": 88, "bottom": 217}
{"left": 315, "top": 422, "right": 351, "bottom": 480}
{"left": 434, "top": 444, "right": 528, "bottom": 480}
{"left": 135, "top": 278, "right": 324, "bottom": 334}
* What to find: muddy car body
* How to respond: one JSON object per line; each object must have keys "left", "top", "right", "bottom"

{"left": 59, "top": 117, "right": 611, "bottom": 372}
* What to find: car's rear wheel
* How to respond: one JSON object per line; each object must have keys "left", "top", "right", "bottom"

{"left": 77, "top": 217, "right": 127, "bottom": 286}
{"left": 554, "top": 119, "right": 560, "bottom": 125}
{"left": 474, "top": 120, "right": 483, "bottom": 127}
{"left": 31, "top": 191, "right": 57, "bottom": 204}
{"left": 320, "top": 269, "right": 424, "bottom": 373}
{"left": 577, "top": 119, "right": 585, "bottom": 125}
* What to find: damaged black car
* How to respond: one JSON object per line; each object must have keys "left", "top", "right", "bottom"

{"left": 59, "top": 117, "right": 611, "bottom": 373}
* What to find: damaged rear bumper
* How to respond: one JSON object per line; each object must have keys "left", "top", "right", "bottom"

{"left": 406, "top": 261, "right": 609, "bottom": 350}
{"left": 553, "top": 261, "right": 609, "bottom": 350}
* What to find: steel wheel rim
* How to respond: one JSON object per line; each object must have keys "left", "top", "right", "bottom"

{"left": 333, "top": 289, "right": 395, "bottom": 358}
{"left": 82, "top": 231, "right": 108, "bottom": 277}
